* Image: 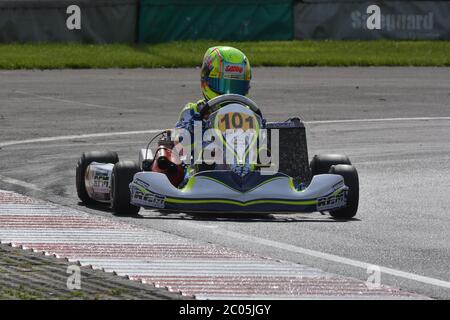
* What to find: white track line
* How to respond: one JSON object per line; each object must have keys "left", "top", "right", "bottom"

{"left": 0, "top": 130, "right": 162, "bottom": 148}
{"left": 191, "top": 224, "right": 450, "bottom": 289}
{"left": 307, "top": 117, "right": 450, "bottom": 125}
{"left": 0, "top": 175, "right": 42, "bottom": 192}
{"left": 1, "top": 116, "right": 449, "bottom": 148}
{"left": 14, "top": 90, "right": 117, "bottom": 110}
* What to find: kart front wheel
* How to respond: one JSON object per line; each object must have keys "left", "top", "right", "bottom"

{"left": 110, "top": 161, "right": 141, "bottom": 216}
{"left": 328, "top": 164, "right": 359, "bottom": 219}
{"left": 76, "top": 151, "right": 119, "bottom": 205}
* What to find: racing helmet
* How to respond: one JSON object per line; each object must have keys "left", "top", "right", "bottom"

{"left": 200, "top": 46, "right": 251, "bottom": 101}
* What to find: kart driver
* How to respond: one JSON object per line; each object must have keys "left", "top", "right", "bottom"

{"left": 172, "top": 46, "right": 253, "bottom": 178}
{"left": 175, "top": 46, "right": 252, "bottom": 133}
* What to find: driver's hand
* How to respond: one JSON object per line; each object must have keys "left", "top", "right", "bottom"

{"left": 192, "top": 112, "right": 202, "bottom": 121}
{"left": 202, "top": 110, "right": 211, "bottom": 119}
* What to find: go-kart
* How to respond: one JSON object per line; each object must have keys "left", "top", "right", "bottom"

{"left": 76, "top": 94, "right": 359, "bottom": 219}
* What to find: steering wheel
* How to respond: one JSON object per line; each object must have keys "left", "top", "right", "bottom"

{"left": 199, "top": 94, "right": 263, "bottom": 119}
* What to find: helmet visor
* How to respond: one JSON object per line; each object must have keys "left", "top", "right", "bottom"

{"left": 207, "top": 77, "right": 250, "bottom": 96}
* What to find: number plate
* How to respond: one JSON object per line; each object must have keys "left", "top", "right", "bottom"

{"left": 217, "top": 112, "right": 258, "bottom": 132}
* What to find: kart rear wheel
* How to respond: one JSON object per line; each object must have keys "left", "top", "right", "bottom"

{"left": 310, "top": 154, "right": 351, "bottom": 176}
{"left": 76, "top": 151, "right": 119, "bottom": 205}
{"left": 328, "top": 164, "right": 359, "bottom": 219}
{"left": 111, "top": 161, "right": 141, "bottom": 216}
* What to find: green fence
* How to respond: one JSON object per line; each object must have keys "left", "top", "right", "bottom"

{"left": 138, "top": 0, "right": 293, "bottom": 43}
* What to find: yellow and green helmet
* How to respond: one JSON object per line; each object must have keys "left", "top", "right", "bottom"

{"left": 200, "top": 46, "right": 251, "bottom": 101}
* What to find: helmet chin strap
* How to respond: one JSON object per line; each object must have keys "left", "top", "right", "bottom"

{"left": 202, "top": 92, "right": 211, "bottom": 102}
{"left": 202, "top": 86, "right": 220, "bottom": 102}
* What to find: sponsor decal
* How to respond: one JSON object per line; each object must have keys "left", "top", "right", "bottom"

{"left": 131, "top": 187, "right": 165, "bottom": 209}
{"left": 317, "top": 191, "right": 347, "bottom": 211}
{"left": 93, "top": 170, "right": 110, "bottom": 190}
{"left": 332, "top": 181, "right": 345, "bottom": 191}
{"left": 225, "top": 65, "right": 244, "bottom": 73}
{"left": 134, "top": 178, "right": 151, "bottom": 190}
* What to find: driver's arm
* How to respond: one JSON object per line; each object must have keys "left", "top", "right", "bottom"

{"left": 175, "top": 103, "right": 196, "bottom": 129}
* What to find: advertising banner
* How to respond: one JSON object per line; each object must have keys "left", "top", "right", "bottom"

{"left": 295, "top": 1, "right": 450, "bottom": 40}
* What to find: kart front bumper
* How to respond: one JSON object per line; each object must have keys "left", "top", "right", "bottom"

{"left": 129, "top": 171, "right": 348, "bottom": 213}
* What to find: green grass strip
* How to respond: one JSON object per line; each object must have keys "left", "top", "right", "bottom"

{"left": 1, "top": 40, "right": 449, "bottom": 69}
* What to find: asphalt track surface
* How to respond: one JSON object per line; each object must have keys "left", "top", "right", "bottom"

{"left": 0, "top": 68, "right": 449, "bottom": 299}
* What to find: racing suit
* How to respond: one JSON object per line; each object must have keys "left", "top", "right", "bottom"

{"left": 174, "top": 99, "right": 255, "bottom": 179}
{"left": 174, "top": 100, "right": 210, "bottom": 181}
{"left": 175, "top": 99, "right": 206, "bottom": 132}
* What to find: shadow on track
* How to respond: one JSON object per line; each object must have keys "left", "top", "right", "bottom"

{"left": 138, "top": 210, "right": 361, "bottom": 223}
{"left": 77, "top": 202, "right": 361, "bottom": 223}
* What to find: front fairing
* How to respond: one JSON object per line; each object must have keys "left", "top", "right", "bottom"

{"left": 129, "top": 170, "right": 347, "bottom": 213}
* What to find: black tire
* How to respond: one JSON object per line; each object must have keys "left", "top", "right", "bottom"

{"left": 328, "top": 164, "right": 359, "bottom": 219}
{"left": 310, "top": 154, "right": 351, "bottom": 176}
{"left": 76, "top": 151, "right": 119, "bottom": 204}
{"left": 111, "top": 161, "right": 141, "bottom": 216}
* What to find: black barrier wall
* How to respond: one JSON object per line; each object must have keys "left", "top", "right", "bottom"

{"left": 294, "top": 0, "right": 450, "bottom": 40}
{"left": 0, "top": 0, "right": 138, "bottom": 43}
{"left": 1, "top": 0, "right": 450, "bottom": 42}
